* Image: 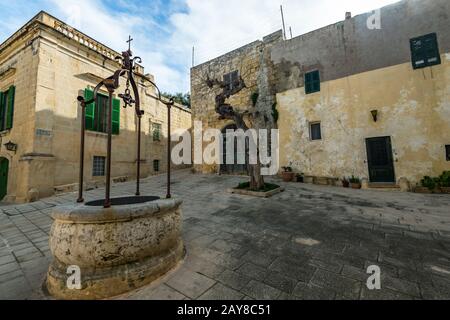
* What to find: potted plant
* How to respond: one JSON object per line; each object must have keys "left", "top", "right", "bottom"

{"left": 281, "top": 166, "right": 295, "bottom": 182}
{"left": 349, "top": 176, "right": 362, "bottom": 189}
{"left": 420, "top": 176, "right": 441, "bottom": 193}
{"left": 296, "top": 173, "right": 305, "bottom": 183}
{"left": 415, "top": 176, "right": 433, "bottom": 194}
{"left": 439, "top": 171, "right": 450, "bottom": 194}
{"left": 342, "top": 177, "right": 350, "bottom": 188}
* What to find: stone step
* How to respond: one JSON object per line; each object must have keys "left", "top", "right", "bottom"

{"left": 368, "top": 183, "right": 401, "bottom": 191}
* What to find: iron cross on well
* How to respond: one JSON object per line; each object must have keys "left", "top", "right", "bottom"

{"left": 127, "top": 35, "right": 133, "bottom": 51}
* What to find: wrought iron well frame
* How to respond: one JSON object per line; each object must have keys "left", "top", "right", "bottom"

{"left": 76, "top": 39, "right": 174, "bottom": 208}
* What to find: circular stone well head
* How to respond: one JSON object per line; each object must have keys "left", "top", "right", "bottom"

{"left": 46, "top": 198, "right": 184, "bottom": 300}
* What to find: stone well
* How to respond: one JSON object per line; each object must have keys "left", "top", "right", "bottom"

{"left": 46, "top": 197, "right": 184, "bottom": 300}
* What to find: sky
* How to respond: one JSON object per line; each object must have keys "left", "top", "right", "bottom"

{"left": 0, "top": 0, "right": 401, "bottom": 93}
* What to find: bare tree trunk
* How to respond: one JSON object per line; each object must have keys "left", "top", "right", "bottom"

{"left": 249, "top": 160, "right": 265, "bottom": 191}
{"left": 205, "top": 73, "right": 266, "bottom": 190}
{"left": 233, "top": 113, "right": 265, "bottom": 190}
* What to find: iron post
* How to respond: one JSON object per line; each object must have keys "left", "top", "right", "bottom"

{"left": 166, "top": 101, "right": 173, "bottom": 199}
{"left": 104, "top": 80, "right": 115, "bottom": 208}
{"left": 136, "top": 114, "right": 142, "bottom": 196}
{"left": 77, "top": 97, "right": 86, "bottom": 203}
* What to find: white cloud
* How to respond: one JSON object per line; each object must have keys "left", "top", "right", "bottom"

{"left": 170, "top": 0, "right": 401, "bottom": 65}
{"left": 46, "top": 0, "right": 184, "bottom": 92}
{"left": 0, "top": 0, "right": 402, "bottom": 93}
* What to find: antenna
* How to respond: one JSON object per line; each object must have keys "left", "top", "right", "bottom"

{"left": 280, "top": 5, "right": 287, "bottom": 40}
{"left": 192, "top": 46, "right": 195, "bottom": 67}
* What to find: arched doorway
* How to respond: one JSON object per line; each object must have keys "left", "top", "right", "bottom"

{"left": 220, "top": 124, "right": 248, "bottom": 175}
{"left": 0, "top": 157, "right": 9, "bottom": 201}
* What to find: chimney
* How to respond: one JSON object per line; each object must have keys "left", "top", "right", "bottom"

{"left": 345, "top": 12, "right": 352, "bottom": 20}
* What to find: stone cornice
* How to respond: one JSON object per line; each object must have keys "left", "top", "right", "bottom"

{"left": 19, "top": 153, "right": 56, "bottom": 162}
{"left": 0, "top": 11, "right": 121, "bottom": 63}
{"left": 0, "top": 67, "right": 16, "bottom": 82}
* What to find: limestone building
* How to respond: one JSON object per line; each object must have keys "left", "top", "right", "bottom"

{"left": 0, "top": 11, "right": 192, "bottom": 203}
{"left": 191, "top": 0, "right": 450, "bottom": 189}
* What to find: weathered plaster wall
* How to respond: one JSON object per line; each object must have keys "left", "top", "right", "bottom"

{"left": 271, "top": 0, "right": 450, "bottom": 93}
{"left": 191, "top": 0, "right": 449, "bottom": 185}
{"left": 277, "top": 53, "right": 450, "bottom": 185}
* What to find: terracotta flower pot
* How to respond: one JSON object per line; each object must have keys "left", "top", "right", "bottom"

{"left": 282, "top": 172, "right": 295, "bottom": 182}
{"left": 351, "top": 183, "right": 362, "bottom": 189}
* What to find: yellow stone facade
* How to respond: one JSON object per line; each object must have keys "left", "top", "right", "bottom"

{"left": 0, "top": 12, "right": 192, "bottom": 203}
{"left": 278, "top": 54, "right": 450, "bottom": 187}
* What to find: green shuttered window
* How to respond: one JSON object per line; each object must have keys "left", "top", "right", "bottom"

{"left": 305, "top": 70, "right": 320, "bottom": 94}
{"left": 410, "top": 33, "right": 441, "bottom": 69}
{"left": 152, "top": 123, "right": 162, "bottom": 142}
{"left": 84, "top": 88, "right": 120, "bottom": 135}
{"left": 0, "top": 85, "right": 15, "bottom": 131}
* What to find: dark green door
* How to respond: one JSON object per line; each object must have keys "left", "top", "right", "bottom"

{"left": 220, "top": 124, "right": 248, "bottom": 175}
{"left": 366, "top": 137, "right": 395, "bottom": 183}
{"left": 0, "top": 158, "right": 8, "bottom": 200}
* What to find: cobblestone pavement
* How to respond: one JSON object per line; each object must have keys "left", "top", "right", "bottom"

{"left": 1, "top": 170, "right": 450, "bottom": 300}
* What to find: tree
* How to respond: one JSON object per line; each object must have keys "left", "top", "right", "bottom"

{"left": 205, "top": 74, "right": 266, "bottom": 191}
{"left": 162, "top": 92, "right": 191, "bottom": 108}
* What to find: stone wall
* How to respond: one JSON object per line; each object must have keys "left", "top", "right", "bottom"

{"left": 191, "top": 31, "right": 283, "bottom": 173}
{"left": 271, "top": 0, "right": 450, "bottom": 93}
{"left": 191, "top": 0, "right": 450, "bottom": 186}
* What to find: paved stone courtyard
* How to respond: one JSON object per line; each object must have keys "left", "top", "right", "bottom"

{"left": 1, "top": 170, "right": 450, "bottom": 300}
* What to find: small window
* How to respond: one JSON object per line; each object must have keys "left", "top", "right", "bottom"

{"left": 310, "top": 122, "right": 322, "bottom": 141}
{"left": 305, "top": 70, "right": 320, "bottom": 94}
{"left": 93, "top": 156, "right": 106, "bottom": 177}
{"left": 446, "top": 145, "right": 450, "bottom": 161}
{"left": 410, "top": 33, "right": 441, "bottom": 69}
{"left": 152, "top": 123, "right": 162, "bottom": 142}
{"left": 153, "top": 160, "right": 160, "bottom": 172}
{"left": 223, "top": 70, "right": 239, "bottom": 91}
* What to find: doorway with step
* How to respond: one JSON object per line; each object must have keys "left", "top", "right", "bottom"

{"left": 365, "top": 136, "right": 396, "bottom": 184}
{"left": 0, "top": 157, "right": 9, "bottom": 201}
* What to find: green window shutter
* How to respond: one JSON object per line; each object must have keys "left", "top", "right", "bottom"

{"left": 313, "top": 71, "right": 320, "bottom": 82}
{"left": 6, "top": 86, "right": 15, "bottom": 130}
{"left": 84, "top": 88, "right": 95, "bottom": 131}
{"left": 305, "top": 72, "right": 312, "bottom": 83}
{"left": 112, "top": 98, "right": 120, "bottom": 135}
{"left": 305, "top": 71, "right": 320, "bottom": 94}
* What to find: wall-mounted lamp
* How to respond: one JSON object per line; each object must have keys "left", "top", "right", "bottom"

{"left": 4, "top": 141, "right": 18, "bottom": 153}
{"left": 371, "top": 110, "right": 379, "bottom": 122}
